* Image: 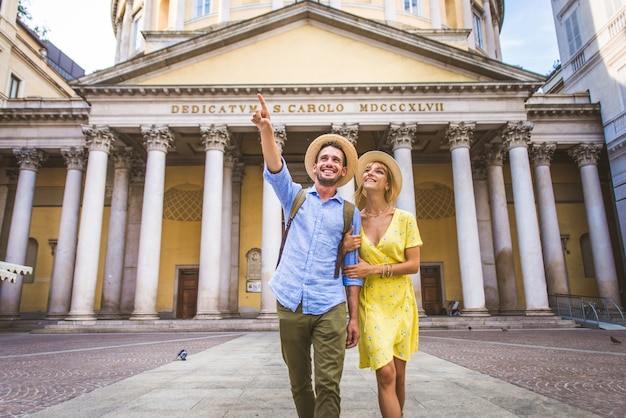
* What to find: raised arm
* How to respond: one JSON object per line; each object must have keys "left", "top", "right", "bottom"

{"left": 251, "top": 93, "right": 283, "bottom": 173}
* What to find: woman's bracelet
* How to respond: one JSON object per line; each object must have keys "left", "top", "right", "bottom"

{"left": 379, "top": 263, "right": 393, "bottom": 278}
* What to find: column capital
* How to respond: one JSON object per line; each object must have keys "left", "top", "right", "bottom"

{"left": 141, "top": 125, "right": 175, "bottom": 152}
{"left": 131, "top": 159, "right": 146, "bottom": 183}
{"left": 12, "top": 147, "right": 47, "bottom": 171}
{"left": 568, "top": 143, "right": 603, "bottom": 167}
{"left": 273, "top": 124, "right": 287, "bottom": 152}
{"left": 388, "top": 123, "right": 416, "bottom": 150}
{"left": 200, "top": 124, "right": 230, "bottom": 152}
{"left": 443, "top": 122, "right": 475, "bottom": 150}
{"left": 472, "top": 160, "right": 487, "bottom": 180}
{"left": 331, "top": 123, "right": 359, "bottom": 145}
{"left": 111, "top": 147, "right": 134, "bottom": 170}
{"left": 60, "top": 147, "right": 87, "bottom": 171}
{"left": 501, "top": 121, "right": 534, "bottom": 151}
{"left": 530, "top": 142, "right": 556, "bottom": 167}
{"left": 482, "top": 142, "right": 505, "bottom": 166}
{"left": 233, "top": 162, "right": 246, "bottom": 183}
{"left": 82, "top": 125, "right": 116, "bottom": 153}
{"left": 224, "top": 145, "right": 240, "bottom": 168}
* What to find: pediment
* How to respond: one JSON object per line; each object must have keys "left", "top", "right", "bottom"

{"left": 74, "top": 1, "right": 544, "bottom": 88}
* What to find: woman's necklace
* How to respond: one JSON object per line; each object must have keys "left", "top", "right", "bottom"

{"left": 364, "top": 205, "right": 391, "bottom": 217}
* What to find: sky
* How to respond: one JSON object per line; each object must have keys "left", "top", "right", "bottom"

{"left": 25, "top": 0, "right": 560, "bottom": 76}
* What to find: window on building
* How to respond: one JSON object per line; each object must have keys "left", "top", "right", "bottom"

{"left": 404, "top": 0, "right": 421, "bottom": 15}
{"left": 580, "top": 233, "right": 595, "bottom": 278}
{"left": 565, "top": 8, "right": 582, "bottom": 57}
{"left": 195, "top": 0, "right": 211, "bottom": 17}
{"left": 22, "top": 238, "right": 38, "bottom": 284}
{"left": 8, "top": 73, "right": 21, "bottom": 98}
{"left": 132, "top": 14, "right": 144, "bottom": 52}
{"left": 618, "top": 66, "right": 626, "bottom": 110}
{"left": 473, "top": 12, "right": 484, "bottom": 50}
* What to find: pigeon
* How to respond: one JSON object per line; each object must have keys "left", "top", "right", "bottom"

{"left": 501, "top": 327, "right": 509, "bottom": 332}
{"left": 610, "top": 336, "right": 621, "bottom": 344}
{"left": 177, "top": 349, "right": 188, "bottom": 360}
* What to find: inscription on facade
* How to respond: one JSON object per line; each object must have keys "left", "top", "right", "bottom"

{"left": 170, "top": 102, "right": 445, "bottom": 114}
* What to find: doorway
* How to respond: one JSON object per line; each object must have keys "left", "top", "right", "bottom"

{"left": 176, "top": 268, "right": 199, "bottom": 319}
{"left": 420, "top": 265, "right": 444, "bottom": 315}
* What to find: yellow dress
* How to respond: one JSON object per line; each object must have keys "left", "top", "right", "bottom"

{"left": 358, "top": 208, "right": 423, "bottom": 370}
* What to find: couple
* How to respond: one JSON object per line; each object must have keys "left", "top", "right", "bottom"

{"left": 252, "top": 93, "right": 422, "bottom": 418}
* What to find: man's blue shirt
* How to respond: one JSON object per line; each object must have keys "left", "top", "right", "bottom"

{"left": 264, "top": 159, "right": 363, "bottom": 315}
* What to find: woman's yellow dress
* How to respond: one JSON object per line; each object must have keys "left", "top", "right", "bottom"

{"left": 358, "top": 208, "right": 423, "bottom": 370}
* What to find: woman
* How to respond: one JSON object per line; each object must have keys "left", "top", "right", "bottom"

{"left": 343, "top": 151, "right": 422, "bottom": 418}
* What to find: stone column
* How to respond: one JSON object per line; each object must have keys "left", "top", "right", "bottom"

{"left": 219, "top": 146, "right": 237, "bottom": 317}
{"left": 119, "top": 0, "right": 133, "bottom": 61}
{"left": 67, "top": 127, "right": 115, "bottom": 321}
{"left": 131, "top": 126, "right": 174, "bottom": 320}
{"left": 46, "top": 148, "right": 86, "bottom": 319}
{"left": 569, "top": 144, "right": 622, "bottom": 306}
{"left": 259, "top": 125, "right": 287, "bottom": 318}
{"left": 530, "top": 143, "right": 570, "bottom": 296}
{"left": 0, "top": 148, "right": 46, "bottom": 319}
{"left": 461, "top": 0, "right": 475, "bottom": 49}
{"left": 229, "top": 162, "right": 246, "bottom": 316}
{"left": 482, "top": 0, "right": 495, "bottom": 58}
{"left": 473, "top": 162, "right": 499, "bottom": 312}
{"left": 501, "top": 121, "right": 551, "bottom": 315}
{"left": 332, "top": 123, "right": 358, "bottom": 203}
{"left": 383, "top": 0, "right": 396, "bottom": 23}
{"left": 482, "top": 143, "right": 520, "bottom": 314}
{"left": 120, "top": 160, "right": 145, "bottom": 316}
{"left": 430, "top": 0, "right": 441, "bottom": 28}
{"left": 195, "top": 125, "right": 229, "bottom": 319}
{"left": 99, "top": 147, "right": 133, "bottom": 318}
{"left": 388, "top": 123, "right": 425, "bottom": 316}
{"left": 443, "top": 123, "right": 488, "bottom": 316}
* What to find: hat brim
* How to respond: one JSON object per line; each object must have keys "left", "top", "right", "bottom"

{"left": 304, "top": 134, "right": 358, "bottom": 188}
{"left": 355, "top": 151, "right": 403, "bottom": 203}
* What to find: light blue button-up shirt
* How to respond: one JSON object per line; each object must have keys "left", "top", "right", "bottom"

{"left": 264, "top": 159, "right": 363, "bottom": 315}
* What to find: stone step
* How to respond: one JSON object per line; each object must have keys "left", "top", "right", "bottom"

{"left": 0, "top": 314, "right": 580, "bottom": 334}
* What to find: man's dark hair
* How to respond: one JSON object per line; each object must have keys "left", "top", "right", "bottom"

{"left": 316, "top": 141, "right": 347, "bottom": 167}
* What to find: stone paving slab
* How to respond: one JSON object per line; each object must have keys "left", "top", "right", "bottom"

{"left": 25, "top": 331, "right": 599, "bottom": 418}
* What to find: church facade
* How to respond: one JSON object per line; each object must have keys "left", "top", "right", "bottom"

{"left": 0, "top": 0, "right": 623, "bottom": 322}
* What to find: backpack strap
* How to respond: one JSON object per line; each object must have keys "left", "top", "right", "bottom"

{"left": 334, "top": 200, "right": 355, "bottom": 278}
{"left": 276, "top": 189, "right": 307, "bottom": 269}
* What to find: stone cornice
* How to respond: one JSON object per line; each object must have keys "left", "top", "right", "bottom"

{"left": 74, "top": 82, "right": 542, "bottom": 98}
{"left": 0, "top": 98, "right": 90, "bottom": 122}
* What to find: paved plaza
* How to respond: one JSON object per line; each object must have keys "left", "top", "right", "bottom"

{"left": 0, "top": 327, "right": 624, "bottom": 417}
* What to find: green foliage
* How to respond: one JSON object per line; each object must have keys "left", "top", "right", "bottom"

{"left": 17, "top": 0, "right": 49, "bottom": 40}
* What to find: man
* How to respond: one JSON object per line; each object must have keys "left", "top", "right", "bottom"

{"left": 251, "top": 93, "right": 362, "bottom": 418}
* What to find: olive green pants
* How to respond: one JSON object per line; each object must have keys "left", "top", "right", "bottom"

{"left": 277, "top": 301, "right": 347, "bottom": 418}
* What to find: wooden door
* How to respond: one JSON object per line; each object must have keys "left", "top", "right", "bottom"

{"left": 421, "top": 265, "right": 443, "bottom": 315}
{"left": 176, "top": 269, "right": 198, "bottom": 319}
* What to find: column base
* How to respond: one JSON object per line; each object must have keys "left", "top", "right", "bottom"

{"left": 257, "top": 311, "right": 278, "bottom": 319}
{"left": 194, "top": 312, "right": 223, "bottom": 320}
{"left": 460, "top": 307, "right": 490, "bottom": 317}
{"left": 129, "top": 312, "right": 159, "bottom": 321}
{"left": 418, "top": 308, "right": 428, "bottom": 318}
{"left": 525, "top": 308, "right": 555, "bottom": 316}
{"left": 65, "top": 312, "right": 97, "bottom": 321}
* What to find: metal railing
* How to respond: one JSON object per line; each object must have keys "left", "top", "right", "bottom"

{"left": 549, "top": 294, "right": 625, "bottom": 328}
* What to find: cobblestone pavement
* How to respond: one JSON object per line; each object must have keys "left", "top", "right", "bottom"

{"left": 0, "top": 332, "right": 243, "bottom": 418}
{"left": 0, "top": 328, "right": 624, "bottom": 418}
{"left": 420, "top": 328, "right": 626, "bottom": 418}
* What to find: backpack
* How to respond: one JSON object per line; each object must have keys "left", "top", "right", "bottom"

{"left": 276, "top": 189, "right": 355, "bottom": 278}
